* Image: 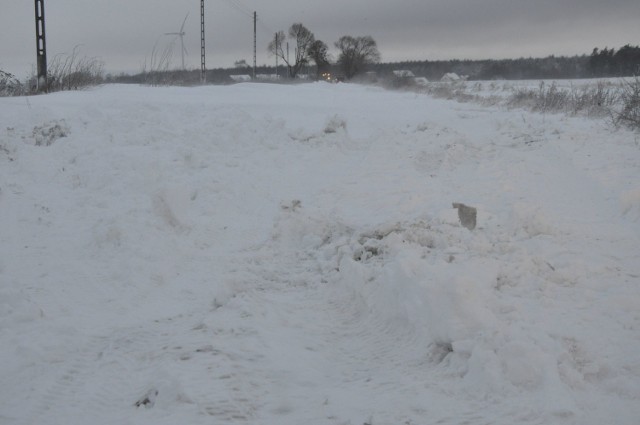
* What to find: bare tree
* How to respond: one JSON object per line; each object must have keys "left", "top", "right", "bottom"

{"left": 268, "top": 23, "right": 315, "bottom": 78}
{"left": 335, "top": 35, "right": 381, "bottom": 80}
{"left": 307, "top": 40, "right": 331, "bottom": 80}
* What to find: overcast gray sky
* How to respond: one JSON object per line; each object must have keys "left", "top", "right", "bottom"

{"left": 1, "top": 0, "right": 639, "bottom": 77}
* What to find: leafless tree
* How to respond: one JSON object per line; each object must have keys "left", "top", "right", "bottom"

{"left": 307, "top": 40, "right": 331, "bottom": 79}
{"left": 335, "top": 35, "right": 381, "bottom": 80}
{"left": 268, "top": 23, "right": 315, "bottom": 78}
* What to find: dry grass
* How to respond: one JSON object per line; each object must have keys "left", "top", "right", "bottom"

{"left": 39, "top": 46, "right": 104, "bottom": 92}
{"left": 613, "top": 77, "right": 640, "bottom": 130}
{"left": 507, "top": 81, "right": 619, "bottom": 117}
{"left": 409, "top": 77, "right": 639, "bottom": 132}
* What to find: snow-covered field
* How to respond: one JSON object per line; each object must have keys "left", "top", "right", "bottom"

{"left": 1, "top": 82, "right": 639, "bottom": 425}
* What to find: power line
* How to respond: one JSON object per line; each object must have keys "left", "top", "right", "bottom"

{"left": 256, "top": 17, "right": 275, "bottom": 36}
{"left": 219, "top": 0, "right": 275, "bottom": 35}
{"left": 215, "top": 0, "right": 281, "bottom": 69}
{"left": 220, "top": 0, "right": 252, "bottom": 18}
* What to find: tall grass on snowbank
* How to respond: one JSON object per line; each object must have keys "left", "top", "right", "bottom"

{"left": 138, "top": 40, "right": 209, "bottom": 87}
{"left": 507, "top": 81, "right": 619, "bottom": 117}
{"left": 416, "top": 78, "right": 640, "bottom": 131}
{"left": 1, "top": 47, "right": 104, "bottom": 96}
{"left": 44, "top": 46, "right": 105, "bottom": 92}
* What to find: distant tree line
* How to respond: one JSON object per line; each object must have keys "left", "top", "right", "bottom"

{"left": 588, "top": 45, "right": 640, "bottom": 77}
{"left": 32, "top": 43, "right": 640, "bottom": 91}
{"left": 371, "top": 45, "right": 639, "bottom": 81}
{"left": 104, "top": 43, "right": 638, "bottom": 87}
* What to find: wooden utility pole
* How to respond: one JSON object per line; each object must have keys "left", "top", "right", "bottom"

{"left": 34, "top": 0, "right": 47, "bottom": 92}
{"left": 275, "top": 32, "right": 279, "bottom": 78}
{"left": 200, "top": 0, "right": 206, "bottom": 83}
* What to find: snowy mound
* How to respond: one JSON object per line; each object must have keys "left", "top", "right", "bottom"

{"left": 1, "top": 83, "right": 639, "bottom": 425}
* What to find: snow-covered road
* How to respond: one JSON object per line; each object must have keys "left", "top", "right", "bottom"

{"left": 1, "top": 82, "right": 639, "bottom": 424}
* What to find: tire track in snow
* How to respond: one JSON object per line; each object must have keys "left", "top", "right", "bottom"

{"left": 23, "top": 310, "right": 259, "bottom": 425}
{"left": 25, "top": 332, "right": 132, "bottom": 425}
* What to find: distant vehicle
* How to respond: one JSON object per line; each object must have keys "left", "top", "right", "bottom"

{"left": 321, "top": 72, "right": 338, "bottom": 83}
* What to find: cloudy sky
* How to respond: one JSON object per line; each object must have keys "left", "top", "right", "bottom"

{"left": 1, "top": 0, "right": 639, "bottom": 77}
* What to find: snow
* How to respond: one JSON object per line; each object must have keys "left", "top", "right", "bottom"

{"left": 1, "top": 81, "right": 639, "bottom": 425}
{"left": 230, "top": 75, "right": 252, "bottom": 82}
{"left": 393, "top": 70, "right": 416, "bottom": 78}
{"left": 441, "top": 72, "right": 466, "bottom": 82}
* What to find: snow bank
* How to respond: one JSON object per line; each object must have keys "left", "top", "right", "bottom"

{"left": 1, "top": 82, "right": 639, "bottom": 425}
{"left": 269, "top": 198, "right": 639, "bottom": 422}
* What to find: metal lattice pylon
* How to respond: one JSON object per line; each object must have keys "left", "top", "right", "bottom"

{"left": 34, "top": 0, "right": 47, "bottom": 91}
{"left": 200, "top": 0, "right": 206, "bottom": 83}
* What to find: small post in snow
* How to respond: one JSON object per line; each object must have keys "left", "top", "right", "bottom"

{"left": 452, "top": 202, "right": 477, "bottom": 231}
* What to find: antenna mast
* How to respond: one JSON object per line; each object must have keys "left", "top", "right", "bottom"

{"left": 200, "top": 0, "right": 206, "bottom": 83}
{"left": 34, "top": 0, "right": 47, "bottom": 92}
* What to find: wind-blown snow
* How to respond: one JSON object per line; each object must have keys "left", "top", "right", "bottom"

{"left": 1, "top": 82, "right": 639, "bottom": 424}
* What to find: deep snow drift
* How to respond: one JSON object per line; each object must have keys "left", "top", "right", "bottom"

{"left": 1, "top": 82, "right": 639, "bottom": 425}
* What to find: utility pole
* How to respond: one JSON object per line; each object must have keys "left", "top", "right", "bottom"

{"left": 253, "top": 11, "right": 257, "bottom": 80}
{"left": 286, "top": 42, "right": 290, "bottom": 78}
{"left": 34, "top": 0, "right": 47, "bottom": 92}
{"left": 200, "top": 0, "right": 206, "bottom": 83}
{"left": 274, "top": 32, "right": 279, "bottom": 78}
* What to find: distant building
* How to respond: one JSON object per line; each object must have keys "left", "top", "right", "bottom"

{"left": 392, "top": 70, "right": 415, "bottom": 78}
{"left": 391, "top": 70, "right": 429, "bottom": 87}
{"left": 256, "top": 74, "right": 281, "bottom": 81}
{"left": 441, "top": 72, "right": 468, "bottom": 82}
{"left": 230, "top": 74, "right": 252, "bottom": 82}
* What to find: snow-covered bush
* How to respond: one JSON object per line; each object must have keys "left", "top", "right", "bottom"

{"left": 422, "top": 81, "right": 475, "bottom": 102}
{"left": 0, "top": 70, "right": 24, "bottom": 96}
{"left": 31, "top": 120, "right": 70, "bottom": 146}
